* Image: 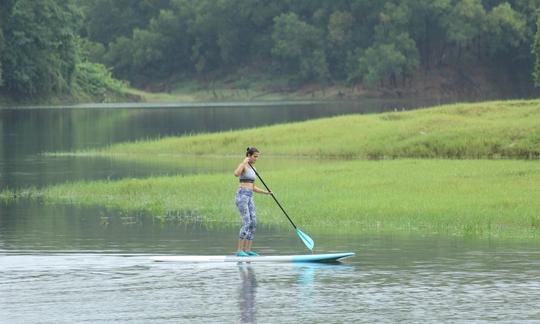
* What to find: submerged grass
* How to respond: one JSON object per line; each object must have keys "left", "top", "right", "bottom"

{"left": 6, "top": 160, "right": 539, "bottom": 239}
{"left": 15, "top": 99, "right": 540, "bottom": 239}
{"left": 61, "top": 99, "right": 540, "bottom": 160}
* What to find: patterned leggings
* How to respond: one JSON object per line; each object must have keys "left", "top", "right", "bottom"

{"left": 236, "top": 188, "right": 257, "bottom": 240}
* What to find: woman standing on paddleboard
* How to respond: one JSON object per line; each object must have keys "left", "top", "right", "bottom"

{"left": 233, "top": 147, "right": 272, "bottom": 257}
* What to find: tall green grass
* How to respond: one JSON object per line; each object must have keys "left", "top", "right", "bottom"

{"left": 4, "top": 160, "right": 539, "bottom": 238}
{"left": 62, "top": 99, "right": 540, "bottom": 160}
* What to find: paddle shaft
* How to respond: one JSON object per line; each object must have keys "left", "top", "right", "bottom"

{"left": 248, "top": 163, "right": 297, "bottom": 229}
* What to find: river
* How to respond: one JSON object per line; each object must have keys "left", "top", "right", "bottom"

{"left": 1, "top": 101, "right": 539, "bottom": 323}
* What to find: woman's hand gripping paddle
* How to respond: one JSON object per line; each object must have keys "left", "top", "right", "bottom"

{"left": 248, "top": 163, "right": 315, "bottom": 251}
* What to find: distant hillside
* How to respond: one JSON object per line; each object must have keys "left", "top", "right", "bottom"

{"left": 2, "top": 1, "right": 539, "bottom": 104}
{"left": 132, "top": 61, "right": 539, "bottom": 102}
{"left": 79, "top": 0, "right": 540, "bottom": 101}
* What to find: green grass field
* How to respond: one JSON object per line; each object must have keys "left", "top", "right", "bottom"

{"left": 59, "top": 99, "right": 540, "bottom": 160}
{"left": 6, "top": 159, "right": 539, "bottom": 238}
{"left": 8, "top": 99, "right": 540, "bottom": 239}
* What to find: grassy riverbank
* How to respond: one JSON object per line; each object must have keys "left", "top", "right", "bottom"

{"left": 3, "top": 159, "right": 539, "bottom": 238}
{"left": 129, "top": 76, "right": 374, "bottom": 102}
{"left": 8, "top": 99, "right": 540, "bottom": 239}
{"left": 56, "top": 99, "right": 540, "bottom": 160}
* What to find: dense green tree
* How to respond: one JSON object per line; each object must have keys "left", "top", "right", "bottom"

{"left": 130, "top": 8, "right": 192, "bottom": 80}
{"left": 484, "top": 3, "right": 527, "bottom": 55}
{"left": 327, "top": 11, "right": 353, "bottom": 47}
{"left": 271, "top": 12, "right": 328, "bottom": 81}
{"left": 533, "top": 15, "right": 540, "bottom": 86}
{"left": 360, "top": 43, "right": 406, "bottom": 87}
{"left": 78, "top": 0, "right": 169, "bottom": 45}
{"left": 0, "top": 0, "right": 16, "bottom": 87}
{"left": 79, "top": 38, "right": 107, "bottom": 64}
{"left": 188, "top": 0, "right": 242, "bottom": 73}
{"left": 72, "top": 0, "right": 540, "bottom": 89}
{"left": 3, "top": 0, "right": 539, "bottom": 96}
{"left": 407, "top": 0, "right": 451, "bottom": 68}
{"left": 0, "top": 31, "right": 4, "bottom": 87}
{"left": 103, "top": 36, "right": 135, "bottom": 81}
{"left": 348, "top": 1, "right": 419, "bottom": 86}
{"left": 104, "top": 0, "right": 196, "bottom": 81}
{"left": 512, "top": 0, "right": 540, "bottom": 30}
{"left": 351, "top": 33, "right": 419, "bottom": 88}
{"left": 1, "top": 0, "right": 82, "bottom": 96}
{"left": 186, "top": 0, "right": 276, "bottom": 74}
{"left": 326, "top": 11, "right": 354, "bottom": 78}
{"left": 444, "top": 0, "right": 486, "bottom": 58}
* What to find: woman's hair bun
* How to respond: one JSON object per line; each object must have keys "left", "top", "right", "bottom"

{"left": 245, "top": 146, "right": 259, "bottom": 156}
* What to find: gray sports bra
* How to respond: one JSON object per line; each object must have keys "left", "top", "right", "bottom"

{"left": 239, "top": 166, "right": 256, "bottom": 183}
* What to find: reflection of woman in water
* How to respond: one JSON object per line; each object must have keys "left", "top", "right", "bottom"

{"left": 233, "top": 147, "right": 272, "bottom": 257}
{"left": 239, "top": 265, "right": 257, "bottom": 323}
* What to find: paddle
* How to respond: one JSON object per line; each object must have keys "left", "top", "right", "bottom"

{"left": 248, "top": 163, "right": 315, "bottom": 251}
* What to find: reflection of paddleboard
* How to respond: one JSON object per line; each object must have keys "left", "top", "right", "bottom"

{"left": 150, "top": 252, "right": 354, "bottom": 263}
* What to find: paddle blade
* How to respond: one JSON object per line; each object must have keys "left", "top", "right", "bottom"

{"left": 295, "top": 228, "right": 315, "bottom": 251}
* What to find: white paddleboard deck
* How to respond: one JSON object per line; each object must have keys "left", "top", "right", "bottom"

{"left": 150, "top": 252, "right": 354, "bottom": 263}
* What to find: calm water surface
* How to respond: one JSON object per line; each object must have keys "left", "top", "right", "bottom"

{"left": 0, "top": 100, "right": 430, "bottom": 188}
{"left": 1, "top": 203, "right": 539, "bottom": 323}
{"left": 1, "top": 101, "right": 539, "bottom": 323}
{"left": 1, "top": 204, "right": 539, "bottom": 323}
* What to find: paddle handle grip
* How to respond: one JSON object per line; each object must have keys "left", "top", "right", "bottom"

{"left": 248, "top": 163, "right": 297, "bottom": 229}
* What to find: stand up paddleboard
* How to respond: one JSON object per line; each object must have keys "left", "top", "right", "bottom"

{"left": 150, "top": 252, "right": 354, "bottom": 263}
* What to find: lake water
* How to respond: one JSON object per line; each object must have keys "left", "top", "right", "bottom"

{"left": 0, "top": 99, "right": 429, "bottom": 188}
{"left": 1, "top": 101, "right": 539, "bottom": 323}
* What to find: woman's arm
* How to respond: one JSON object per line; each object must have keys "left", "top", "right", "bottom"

{"left": 254, "top": 186, "right": 272, "bottom": 195}
{"left": 234, "top": 157, "right": 250, "bottom": 177}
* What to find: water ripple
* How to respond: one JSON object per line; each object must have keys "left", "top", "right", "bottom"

{"left": 1, "top": 249, "right": 539, "bottom": 323}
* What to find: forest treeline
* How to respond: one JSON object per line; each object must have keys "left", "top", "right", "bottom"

{"left": 0, "top": 0, "right": 128, "bottom": 101}
{"left": 2, "top": 0, "right": 540, "bottom": 100}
